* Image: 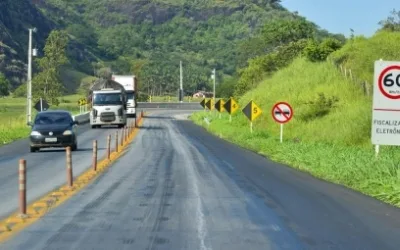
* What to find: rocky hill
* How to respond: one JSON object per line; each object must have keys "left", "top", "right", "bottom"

{"left": 0, "top": 0, "right": 53, "bottom": 88}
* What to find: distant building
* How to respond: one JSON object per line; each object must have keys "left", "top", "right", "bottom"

{"left": 192, "top": 91, "right": 204, "bottom": 98}
{"left": 192, "top": 91, "right": 213, "bottom": 98}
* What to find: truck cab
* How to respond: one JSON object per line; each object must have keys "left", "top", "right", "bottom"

{"left": 90, "top": 89, "right": 127, "bottom": 128}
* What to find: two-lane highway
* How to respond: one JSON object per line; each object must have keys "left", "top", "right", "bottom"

{"left": 0, "top": 120, "right": 134, "bottom": 220}
{"left": 1, "top": 110, "right": 400, "bottom": 249}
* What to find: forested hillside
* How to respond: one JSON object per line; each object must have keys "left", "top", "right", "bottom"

{"left": 0, "top": 0, "right": 53, "bottom": 88}
{"left": 0, "top": 0, "right": 343, "bottom": 98}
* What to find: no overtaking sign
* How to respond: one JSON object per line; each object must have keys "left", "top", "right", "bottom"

{"left": 371, "top": 61, "right": 400, "bottom": 146}
{"left": 272, "top": 102, "right": 293, "bottom": 124}
{"left": 271, "top": 101, "right": 293, "bottom": 143}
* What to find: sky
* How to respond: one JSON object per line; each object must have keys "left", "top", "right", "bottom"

{"left": 281, "top": 0, "right": 398, "bottom": 38}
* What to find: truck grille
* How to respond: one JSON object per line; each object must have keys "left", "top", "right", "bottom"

{"left": 100, "top": 112, "right": 116, "bottom": 122}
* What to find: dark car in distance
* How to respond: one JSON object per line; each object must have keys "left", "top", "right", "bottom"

{"left": 28, "top": 110, "right": 79, "bottom": 152}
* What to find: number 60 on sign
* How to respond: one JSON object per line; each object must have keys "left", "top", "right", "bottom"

{"left": 378, "top": 65, "right": 400, "bottom": 99}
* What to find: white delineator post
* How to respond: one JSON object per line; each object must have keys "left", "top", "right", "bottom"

{"left": 19, "top": 159, "right": 27, "bottom": 215}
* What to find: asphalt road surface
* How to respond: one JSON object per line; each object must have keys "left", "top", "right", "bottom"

{"left": 0, "top": 119, "right": 134, "bottom": 220}
{"left": 1, "top": 110, "right": 400, "bottom": 250}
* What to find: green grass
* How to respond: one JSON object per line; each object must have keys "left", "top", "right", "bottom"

{"left": 189, "top": 56, "right": 400, "bottom": 208}
{"left": 0, "top": 94, "right": 86, "bottom": 145}
{"left": 329, "top": 30, "right": 400, "bottom": 84}
{"left": 237, "top": 57, "right": 372, "bottom": 146}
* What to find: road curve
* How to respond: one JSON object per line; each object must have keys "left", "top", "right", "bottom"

{"left": 0, "top": 120, "right": 134, "bottom": 220}
{"left": 1, "top": 110, "right": 400, "bottom": 250}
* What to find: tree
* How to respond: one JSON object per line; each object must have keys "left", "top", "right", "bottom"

{"left": 96, "top": 67, "right": 112, "bottom": 79}
{"left": 378, "top": 9, "right": 400, "bottom": 32}
{"left": 66, "top": 24, "right": 98, "bottom": 46}
{"left": 12, "top": 83, "right": 26, "bottom": 97}
{"left": 216, "top": 76, "right": 236, "bottom": 98}
{"left": 237, "top": 17, "right": 317, "bottom": 66}
{"left": 77, "top": 76, "right": 97, "bottom": 96}
{"left": 131, "top": 59, "right": 149, "bottom": 79}
{"left": 303, "top": 38, "right": 343, "bottom": 62}
{"left": 0, "top": 73, "right": 10, "bottom": 96}
{"left": 32, "top": 30, "right": 69, "bottom": 105}
{"left": 261, "top": 17, "right": 316, "bottom": 47}
{"left": 112, "top": 57, "right": 132, "bottom": 74}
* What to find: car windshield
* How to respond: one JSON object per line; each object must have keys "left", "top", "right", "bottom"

{"left": 93, "top": 93, "right": 123, "bottom": 105}
{"left": 34, "top": 113, "right": 73, "bottom": 125}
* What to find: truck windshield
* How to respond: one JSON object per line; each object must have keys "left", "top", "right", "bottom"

{"left": 93, "top": 93, "right": 123, "bottom": 105}
{"left": 127, "top": 93, "right": 134, "bottom": 100}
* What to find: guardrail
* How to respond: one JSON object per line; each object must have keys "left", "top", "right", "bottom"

{"left": 73, "top": 112, "right": 90, "bottom": 124}
{"left": 137, "top": 102, "right": 203, "bottom": 110}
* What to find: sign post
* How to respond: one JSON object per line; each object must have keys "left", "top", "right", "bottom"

{"left": 242, "top": 100, "right": 262, "bottom": 133}
{"left": 371, "top": 60, "right": 400, "bottom": 156}
{"left": 223, "top": 97, "right": 239, "bottom": 122}
{"left": 271, "top": 102, "right": 293, "bottom": 143}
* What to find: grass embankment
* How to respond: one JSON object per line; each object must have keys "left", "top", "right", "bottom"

{"left": 190, "top": 31, "right": 400, "bottom": 207}
{"left": 0, "top": 95, "right": 84, "bottom": 145}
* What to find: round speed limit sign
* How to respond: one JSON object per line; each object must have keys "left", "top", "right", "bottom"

{"left": 378, "top": 65, "right": 400, "bottom": 99}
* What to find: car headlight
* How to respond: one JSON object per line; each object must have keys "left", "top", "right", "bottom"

{"left": 63, "top": 130, "right": 73, "bottom": 135}
{"left": 30, "top": 131, "right": 41, "bottom": 136}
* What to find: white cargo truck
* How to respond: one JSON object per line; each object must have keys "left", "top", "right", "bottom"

{"left": 112, "top": 75, "right": 138, "bottom": 118}
{"left": 88, "top": 79, "right": 127, "bottom": 129}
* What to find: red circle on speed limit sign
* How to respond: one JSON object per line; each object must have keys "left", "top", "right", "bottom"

{"left": 378, "top": 65, "right": 400, "bottom": 99}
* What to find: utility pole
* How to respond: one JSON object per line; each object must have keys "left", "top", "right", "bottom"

{"left": 179, "top": 60, "right": 183, "bottom": 103}
{"left": 212, "top": 68, "right": 216, "bottom": 102}
{"left": 27, "top": 27, "right": 37, "bottom": 124}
